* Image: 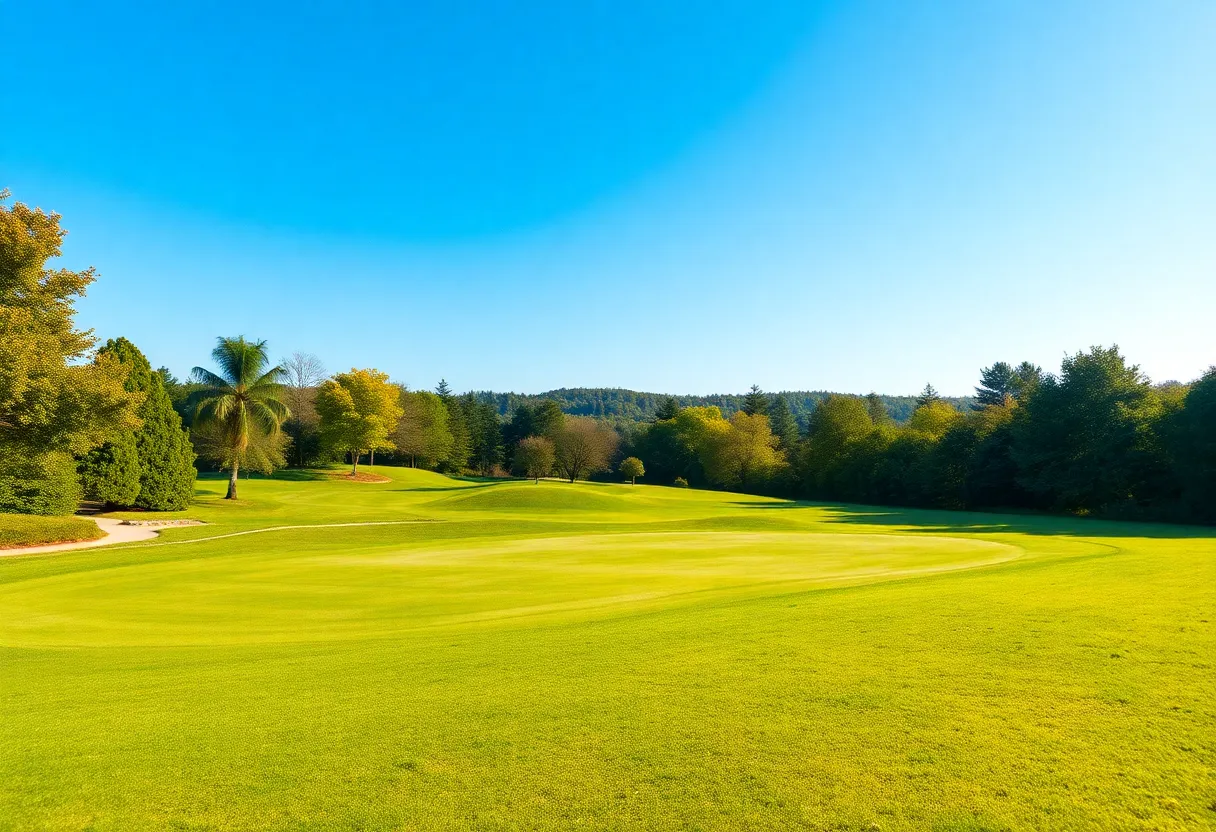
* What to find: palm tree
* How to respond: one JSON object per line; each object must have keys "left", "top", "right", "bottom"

{"left": 190, "top": 337, "right": 290, "bottom": 500}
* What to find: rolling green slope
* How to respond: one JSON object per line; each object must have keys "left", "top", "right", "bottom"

{"left": 1, "top": 468, "right": 1212, "bottom": 830}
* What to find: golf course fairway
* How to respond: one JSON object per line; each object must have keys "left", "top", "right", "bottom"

{"left": 1, "top": 468, "right": 1213, "bottom": 830}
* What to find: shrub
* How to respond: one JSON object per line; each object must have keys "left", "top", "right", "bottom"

{"left": 673, "top": 476, "right": 690, "bottom": 488}
{"left": 0, "top": 451, "right": 82, "bottom": 516}
{"left": 79, "top": 431, "right": 141, "bottom": 506}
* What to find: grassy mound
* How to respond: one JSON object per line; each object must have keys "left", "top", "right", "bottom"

{"left": 0, "top": 513, "right": 103, "bottom": 549}
{"left": 1, "top": 468, "right": 1213, "bottom": 830}
{"left": 431, "top": 480, "right": 632, "bottom": 512}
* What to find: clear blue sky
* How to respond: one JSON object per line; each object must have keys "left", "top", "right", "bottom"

{"left": 5, "top": 1, "right": 1214, "bottom": 395}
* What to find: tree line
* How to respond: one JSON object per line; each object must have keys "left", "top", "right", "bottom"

{"left": 3, "top": 189, "right": 1213, "bottom": 524}
{"left": 468, "top": 387, "right": 972, "bottom": 428}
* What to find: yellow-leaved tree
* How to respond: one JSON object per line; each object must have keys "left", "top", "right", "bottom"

{"left": 0, "top": 190, "right": 141, "bottom": 514}
{"left": 316, "top": 369, "right": 403, "bottom": 474}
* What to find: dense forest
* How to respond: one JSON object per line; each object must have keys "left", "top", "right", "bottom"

{"left": 470, "top": 389, "right": 972, "bottom": 428}
{"left": 4, "top": 189, "right": 1214, "bottom": 526}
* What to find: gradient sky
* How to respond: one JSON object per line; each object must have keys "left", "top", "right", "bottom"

{"left": 5, "top": 1, "right": 1214, "bottom": 395}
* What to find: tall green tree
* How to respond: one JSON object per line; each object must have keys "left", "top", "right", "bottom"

{"left": 1171, "top": 367, "right": 1216, "bottom": 521}
{"left": 440, "top": 395, "right": 472, "bottom": 473}
{"left": 767, "top": 395, "right": 800, "bottom": 451}
{"left": 916, "top": 384, "right": 941, "bottom": 408}
{"left": 800, "top": 395, "right": 874, "bottom": 497}
{"left": 865, "top": 393, "right": 891, "bottom": 425}
{"left": 394, "top": 389, "right": 453, "bottom": 468}
{"left": 742, "top": 385, "right": 768, "bottom": 417}
{"left": 463, "top": 394, "right": 503, "bottom": 475}
{"left": 190, "top": 337, "right": 290, "bottom": 499}
{"left": 79, "top": 338, "right": 196, "bottom": 510}
{"left": 973, "top": 362, "right": 1017, "bottom": 409}
{"left": 135, "top": 365, "right": 197, "bottom": 510}
{"left": 1013, "top": 346, "right": 1163, "bottom": 513}
{"left": 1, "top": 190, "right": 140, "bottom": 514}
{"left": 654, "top": 396, "right": 680, "bottom": 421}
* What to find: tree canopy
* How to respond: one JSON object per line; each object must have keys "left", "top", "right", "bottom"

{"left": 0, "top": 191, "right": 140, "bottom": 514}
{"left": 316, "top": 369, "right": 402, "bottom": 474}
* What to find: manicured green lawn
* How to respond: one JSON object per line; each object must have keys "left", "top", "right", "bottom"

{"left": 0, "top": 512, "right": 103, "bottom": 549}
{"left": 1, "top": 467, "right": 1212, "bottom": 830}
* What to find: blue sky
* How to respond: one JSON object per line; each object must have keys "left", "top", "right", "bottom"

{"left": 5, "top": 1, "right": 1214, "bottom": 395}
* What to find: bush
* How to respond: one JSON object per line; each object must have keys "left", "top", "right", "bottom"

{"left": 79, "top": 432, "right": 141, "bottom": 507}
{"left": 0, "top": 513, "right": 103, "bottom": 547}
{"left": 673, "top": 476, "right": 690, "bottom": 488}
{"left": 0, "top": 451, "right": 83, "bottom": 516}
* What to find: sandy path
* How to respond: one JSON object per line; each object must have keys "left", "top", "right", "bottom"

{"left": 0, "top": 518, "right": 162, "bottom": 557}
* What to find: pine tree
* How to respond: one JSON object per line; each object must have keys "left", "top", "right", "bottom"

{"left": 654, "top": 396, "right": 680, "bottom": 421}
{"left": 916, "top": 384, "right": 941, "bottom": 408}
{"left": 865, "top": 392, "right": 891, "bottom": 424}
{"left": 767, "top": 395, "right": 800, "bottom": 450}
{"left": 435, "top": 379, "right": 453, "bottom": 401}
{"left": 134, "top": 371, "right": 197, "bottom": 510}
{"left": 973, "top": 362, "right": 1017, "bottom": 409}
{"left": 742, "top": 384, "right": 768, "bottom": 416}
{"left": 78, "top": 338, "right": 197, "bottom": 509}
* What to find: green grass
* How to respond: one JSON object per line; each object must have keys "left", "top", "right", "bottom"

{"left": 1, "top": 467, "right": 1213, "bottom": 831}
{"left": 0, "top": 512, "right": 103, "bottom": 548}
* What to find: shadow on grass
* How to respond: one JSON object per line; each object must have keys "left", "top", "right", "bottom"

{"left": 732, "top": 500, "right": 1212, "bottom": 539}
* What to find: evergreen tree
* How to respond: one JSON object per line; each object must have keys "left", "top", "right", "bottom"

{"left": 463, "top": 394, "right": 503, "bottom": 475}
{"left": 532, "top": 399, "right": 565, "bottom": 438}
{"left": 916, "top": 384, "right": 941, "bottom": 408}
{"left": 973, "top": 362, "right": 1017, "bottom": 409}
{"left": 441, "top": 394, "right": 472, "bottom": 472}
{"left": 767, "top": 395, "right": 800, "bottom": 450}
{"left": 76, "top": 337, "right": 196, "bottom": 510}
{"left": 79, "top": 431, "right": 141, "bottom": 506}
{"left": 654, "top": 396, "right": 680, "bottom": 421}
{"left": 1012, "top": 362, "right": 1044, "bottom": 399}
{"left": 742, "top": 384, "right": 768, "bottom": 416}
{"left": 134, "top": 369, "right": 197, "bottom": 510}
{"left": 865, "top": 392, "right": 891, "bottom": 424}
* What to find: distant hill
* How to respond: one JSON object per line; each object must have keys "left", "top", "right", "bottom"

{"left": 471, "top": 388, "right": 974, "bottom": 428}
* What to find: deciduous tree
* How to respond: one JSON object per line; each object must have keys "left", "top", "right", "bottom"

{"left": 395, "top": 389, "right": 453, "bottom": 468}
{"left": 316, "top": 368, "right": 402, "bottom": 475}
{"left": 553, "top": 417, "right": 619, "bottom": 482}
{"left": 619, "top": 456, "right": 644, "bottom": 485}
{"left": 0, "top": 191, "right": 140, "bottom": 514}
{"left": 516, "top": 436, "right": 555, "bottom": 482}
{"left": 281, "top": 352, "right": 326, "bottom": 466}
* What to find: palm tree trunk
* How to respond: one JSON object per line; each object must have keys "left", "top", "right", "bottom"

{"left": 227, "top": 461, "right": 239, "bottom": 499}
